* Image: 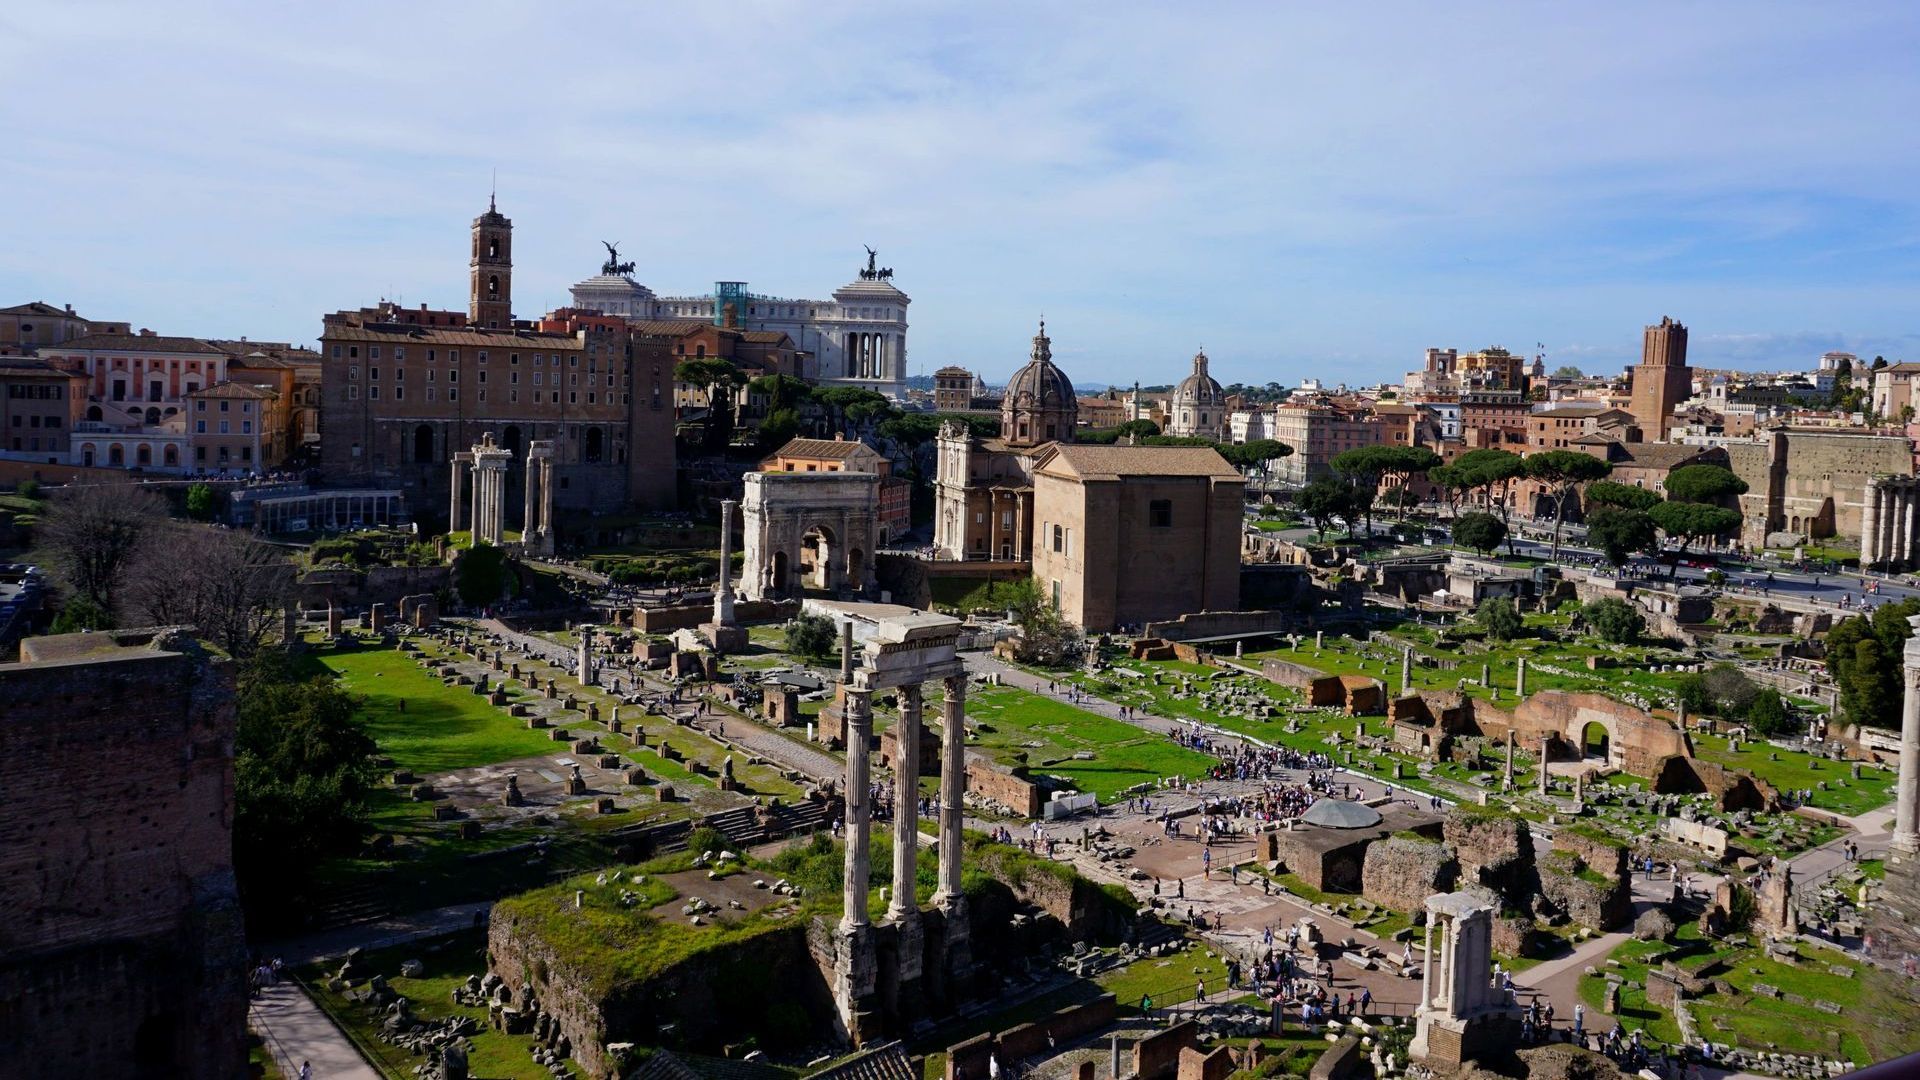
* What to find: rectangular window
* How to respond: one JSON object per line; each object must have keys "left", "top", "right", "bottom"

{"left": 347, "top": 385, "right": 359, "bottom": 400}
{"left": 478, "top": 371, "right": 487, "bottom": 383}
{"left": 427, "top": 388, "right": 437, "bottom": 402}
{"left": 530, "top": 372, "right": 540, "bottom": 386}
{"left": 448, "top": 350, "right": 459, "bottom": 363}
{"left": 242, "top": 420, "right": 252, "bottom": 433}
{"left": 448, "top": 388, "right": 458, "bottom": 401}
{"left": 477, "top": 390, "right": 486, "bottom": 402}
{"left": 1052, "top": 524, "right": 1063, "bottom": 552}
{"left": 569, "top": 392, "right": 577, "bottom": 404}
{"left": 330, "top": 344, "right": 342, "bottom": 358}
{"left": 220, "top": 400, "right": 230, "bottom": 412}
{"left": 394, "top": 347, "right": 404, "bottom": 361}
{"left": 426, "top": 349, "right": 436, "bottom": 362}
{"left": 394, "top": 367, "right": 403, "bottom": 381}
{"left": 349, "top": 345, "right": 359, "bottom": 359}
{"left": 196, "top": 420, "right": 206, "bottom": 433}
{"left": 509, "top": 390, "right": 519, "bottom": 403}
{"left": 448, "top": 370, "right": 458, "bottom": 383}
{"left": 368, "top": 386, "right": 379, "bottom": 400}
{"left": 1149, "top": 499, "right": 1173, "bottom": 528}
{"left": 196, "top": 400, "right": 206, "bottom": 412}
{"left": 369, "top": 346, "right": 380, "bottom": 360}
{"left": 393, "top": 387, "right": 404, "bottom": 400}
{"left": 369, "top": 366, "right": 379, "bottom": 380}
{"left": 219, "top": 420, "right": 230, "bottom": 434}
{"left": 478, "top": 351, "right": 488, "bottom": 364}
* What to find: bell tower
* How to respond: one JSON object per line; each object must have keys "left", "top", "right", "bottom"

{"left": 470, "top": 195, "right": 513, "bottom": 329}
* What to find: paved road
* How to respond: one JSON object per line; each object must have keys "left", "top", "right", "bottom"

{"left": 251, "top": 982, "right": 381, "bottom": 1080}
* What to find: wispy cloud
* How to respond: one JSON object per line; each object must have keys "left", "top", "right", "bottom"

{"left": 3, "top": 1, "right": 1919, "bottom": 381}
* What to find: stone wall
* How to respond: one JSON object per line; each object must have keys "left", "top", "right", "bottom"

{"left": 967, "top": 757, "right": 1045, "bottom": 819}
{"left": 1133, "top": 1020, "right": 1199, "bottom": 1080}
{"left": 634, "top": 598, "right": 797, "bottom": 633}
{"left": 1652, "top": 754, "right": 1776, "bottom": 811}
{"left": 1361, "top": 835, "right": 1457, "bottom": 916}
{"left": 295, "top": 564, "right": 450, "bottom": 609}
{"left": 1539, "top": 834, "right": 1631, "bottom": 931}
{"left": 1444, "top": 808, "right": 1536, "bottom": 911}
{"left": 0, "top": 630, "right": 248, "bottom": 1079}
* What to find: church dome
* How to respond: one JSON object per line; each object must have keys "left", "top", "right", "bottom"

{"left": 1174, "top": 351, "right": 1223, "bottom": 408}
{"left": 1000, "top": 320, "right": 1078, "bottom": 447}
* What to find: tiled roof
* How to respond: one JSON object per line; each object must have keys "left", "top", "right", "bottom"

{"left": 0, "top": 357, "right": 74, "bottom": 377}
{"left": 1039, "top": 442, "right": 1242, "bottom": 479}
{"left": 737, "top": 330, "right": 789, "bottom": 344}
{"left": 770, "top": 437, "right": 878, "bottom": 461}
{"left": 806, "top": 1042, "right": 919, "bottom": 1080}
{"left": 1616, "top": 442, "right": 1711, "bottom": 470}
{"left": 1, "top": 301, "right": 84, "bottom": 318}
{"left": 321, "top": 324, "right": 582, "bottom": 350}
{"left": 626, "top": 319, "right": 717, "bottom": 337}
{"left": 51, "top": 332, "right": 223, "bottom": 354}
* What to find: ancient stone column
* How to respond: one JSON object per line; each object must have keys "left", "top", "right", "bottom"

{"left": 1861, "top": 482, "right": 1882, "bottom": 569}
{"left": 842, "top": 687, "right": 874, "bottom": 928}
{"left": 523, "top": 453, "right": 539, "bottom": 544}
{"left": 1504, "top": 730, "right": 1515, "bottom": 790}
{"left": 1897, "top": 617, "right": 1920, "bottom": 853}
{"left": 1539, "top": 735, "right": 1551, "bottom": 795}
{"left": 1401, "top": 646, "right": 1413, "bottom": 695}
{"left": 1515, "top": 657, "right": 1527, "bottom": 698}
{"left": 577, "top": 625, "right": 594, "bottom": 685}
{"left": 840, "top": 620, "right": 854, "bottom": 685}
{"left": 539, "top": 457, "right": 555, "bottom": 547}
{"left": 714, "top": 499, "right": 738, "bottom": 627}
{"left": 891, "top": 683, "right": 923, "bottom": 920}
{"left": 449, "top": 456, "right": 468, "bottom": 532}
{"left": 470, "top": 459, "right": 485, "bottom": 541}
{"left": 1902, "top": 486, "right": 1917, "bottom": 570}
{"left": 935, "top": 675, "right": 968, "bottom": 907}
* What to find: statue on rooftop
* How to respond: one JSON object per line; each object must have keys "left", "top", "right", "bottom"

{"left": 601, "top": 240, "right": 635, "bottom": 277}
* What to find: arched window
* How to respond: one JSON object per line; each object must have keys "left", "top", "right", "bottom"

{"left": 164, "top": 445, "right": 179, "bottom": 466}
{"left": 144, "top": 406, "right": 160, "bottom": 425}
{"left": 86, "top": 405, "right": 102, "bottom": 422}
{"left": 488, "top": 238, "right": 499, "bottom": 259}
{"left": 136, "top": 444, "right": 151, "bottom": 466}
{"left": 488, "top": 274, "right": 499, "bottom": 296}
{"left": 502, "top": 425, "right": 522, "bottom": 458}
{"left": 413, "top": 423, "right": 435, "bottom": 464}
{"left": 695, "top": 344, "right": 707, "bottom": 358}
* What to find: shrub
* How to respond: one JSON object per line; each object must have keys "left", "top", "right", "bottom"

{"left": 1583, "top": 597, "right": 1645, "bottom": 644}
{"left": 785, "top": 613, "right": 836, "bottom": 660}
{"left": 16, "top": 479, "right": 41, "bottom": 500}
{"left": 1475, "top": 596, "right": 1523, "bottom": 642}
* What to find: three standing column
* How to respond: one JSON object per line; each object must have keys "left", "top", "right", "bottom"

{"left": 842, "top": 687, "right": 874, "bottom": 928}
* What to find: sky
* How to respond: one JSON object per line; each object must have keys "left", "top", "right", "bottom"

{"left": 5, "top": 2, "right": 1920, "bottom": 387}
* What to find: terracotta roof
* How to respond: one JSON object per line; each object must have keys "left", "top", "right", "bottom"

{"left": 1534, "top": 404, "right": 1615, "bottom": 417}
{"left": 769, "top": 437, "right": 879, "bottom": 462}
{"left": 321, "top": 323, "right": 582, "bottom": 350}
{"left": 934, "top": 365, "right": 972, "bottom": 377}
{"left": 51, "top": 332, "right": 223, "bottom": 354}
{"left": 1038, "top": 443, "right": 1242, "bottom": 480}
{"left": 737, "top": 330, "right": 790, "bottom": 345}
{"left": 0, "top": 357, "right": 75, "bottom": 377}
{"left": 1880, "top": 362, "right": 1920, "bottom": 374}
{"left": 1, "top": 301, "right": 86, "bottom": 318}
{"left": 188, "top": 380, "right": 277, "bottom": 400}
{"left": 625, "top": 319, "right": 716, "bottom": 337}
{"left": 1616, "top": 442, "right": 1711, "bottom": 471}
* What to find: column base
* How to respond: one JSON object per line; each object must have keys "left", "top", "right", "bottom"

{"left": 832, "top": 921, "right": 880, "bottom": 1046}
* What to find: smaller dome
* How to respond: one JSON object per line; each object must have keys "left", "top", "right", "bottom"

{"left": 1298, "top": 798, "right": 1383, "bottom": 830}
{"left": 1174, "top": 350, "right": 1223, "bottom": 407}
{"left": 1005, "top": 321, "right": 1075, "bottom": 406}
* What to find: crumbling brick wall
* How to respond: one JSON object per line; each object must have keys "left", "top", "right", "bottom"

{"left": 1361, "top": 835, "right": 1458, "bottom": 916}
{"left": 0, "top": 632, "right": 248, "bottom": 1079}
{"left": 1444, "top": 808, "right": 1536, "bottom": 912}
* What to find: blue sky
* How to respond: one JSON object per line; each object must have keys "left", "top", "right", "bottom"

{"left": 5, "top": 2, "right": 1920, "bottom": 386}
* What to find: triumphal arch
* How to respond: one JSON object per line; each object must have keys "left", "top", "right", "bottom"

{"left": 740, "top": 470, "right": 882, "bottom": 600}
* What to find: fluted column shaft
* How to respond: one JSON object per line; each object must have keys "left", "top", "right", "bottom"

{"left": 842, "top": 688, "right": 874, "bottom": 928}
{"left": 1897, "top": 661, "right": 1920, "bottom": 853}
{"left": 890, "top": 684, "right": 922, "bottom": 920}
{"left": 449, "top": 459, "right": 467, "bottom": 532}
{"left": 935, "top": 675, "right": 968, "bottom": 906}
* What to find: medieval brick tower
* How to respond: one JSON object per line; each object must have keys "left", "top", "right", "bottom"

{"left": 470, "top": 196, "right": 513, "bottom": 329}
{"left": 1628, "top": 316, "right": 1691, "bottom": 440}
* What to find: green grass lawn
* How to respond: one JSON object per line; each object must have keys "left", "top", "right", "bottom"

{"left": 953, "top": 683, "right": 1214, "bottom": 798}
{"left": 310, "top": 643, "right": 558, "bottom": 773}
{"left": 300, "top": 931, "right": 582, "bottom": 1080}
{"left": 1690, "top": 732, "right": 1895, "bottom": 817}
{"left": 1575, "top": 924, "right": 1906, "bottom": 1065}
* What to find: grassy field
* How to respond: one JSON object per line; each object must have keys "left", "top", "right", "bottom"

{"left": 309, "top": 643, "right": 559, "bottom": 773}
{"left": 1576, "top": 923, "right": 1904, "bottom": 1065}
{"left": 1690, "top": 732, "right": 1895, "bottom": 817}
{"left": 300, "top": 931, "right": 583, "bottom": 1080}
{"left": 950, "top": 683, "right": 1214, "bottom": 798}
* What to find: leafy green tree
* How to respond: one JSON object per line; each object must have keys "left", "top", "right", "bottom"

{"left": 1585, "top": 507, "right": 1658, "bottom": 568}
{"left": 1000, "top": 577, "right": 1083, "bottom": 667}
{"left": 1476, "top": 596, "right": 1523, "bottom": 642}
{"left": 1523, "top": 450, "right": 1612, "bottom": 560}
{"left": 1452, "top": 511, "right": 1508, "bottom": 556}
{"left": 50, "top": 595, "right": 111, "bottom": 632}
{"left": 1648, "top": 502, "right": 1742, "bottom": 576}
{"left": 1116, "top": 418, "right": 1161, "bottom": 440}
{"left": 1663, "top": 464, "right": 1748, "bottom": 505}
{"left": 747, "top": 373, "right": 812, "bottom": 413}
{"left": 1427, "top": 463, "right": 1465, "bottom": 519}
{"left": 1552, "top": 365, "right": 1584, "bottom": 379}
{"left": 676, "top": 358, "right": 747, "bottom": 452}
{"left": 1219, "top": 439, "right": 1293, "bottom": 473}
{"left": 785, "top": 613, "right": 837, "bottom": 660}
{"left": 232, "top": 648, "right": 378, "bottom": 926}
{"left": 184, "top": 482, "right": 216, "bottom": 521}
{"left": 452, "top": 541, "right": 512, "bottom": 608}
{"left": 1584, "top": 480, "right": 1661, "bottom": 513}
{"left": 1331, "top": 445, "right": 1441, "bottom": 527}
{"left": 1583, "top": 597, "right": 1645, "bottom": 644}
{"left": 757, "top": 407, "right": 801, "bottom": 451}
{"left": 1452, "top": 448, "right": 1525, "bottom": 516}
{"left": 1826, "top": 599, "right": 1920, "bottom": 730}
{"left": 816, "top": 386, "right": 895, "bottom": 432}
{"left": 1745, "top": 689, "right": 1792, "bottom": 736}
{"left": 1297, "top": 477, "right": 1349, "bottom": 541}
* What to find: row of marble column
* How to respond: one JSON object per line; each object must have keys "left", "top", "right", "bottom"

{"left": 1861, "top": 477, "right": 1920, "bottom": 570}
{"left": 840, "top": 673, "right": 969, "bottom": 931}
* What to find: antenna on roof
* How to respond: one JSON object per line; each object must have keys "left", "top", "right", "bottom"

{"left": 490, "top": 169, "right": 497, "bottom": 212}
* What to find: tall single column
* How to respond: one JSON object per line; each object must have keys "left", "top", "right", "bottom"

{"left": 449, "top": 459, "right": 468, "bottom": 532}
{"left": 1504, "top": 729, "right": 1516, "bottom": 790}
{"left": 1902, "top": 486, "right": 1917, "bottom": 569}
{"left": 1539, "top": 735, "right": 1551, "bottom": 795}
{"left": 1400, "top": 646, "right": 1413, "bottom": 695}
{"left": 1420, "top": 920, "right": 1435, "bottom": 1008}
{"left": 471, "top": 462, "right": 485, "bottom": 543}
{"left": 523, "top": 455, "right": 538, "bottom": 543}
{"left": 842, "top": 687, "right": 874, "bottom": 928}
{"left": 935, "top": 675, "right": 968, "bottom": 905}
{"left": 890, "top": 683, "right": 923, "bottom": 920}
{"left": 1516, "top": 656, "right": 1527, "bottom": 698}
{"left": 1862, "top": 484, "right": 1881, "bottom": 568}
{"left": 714, "top": 499, "right": 738, "bottom": 626}
{"left": 1896, "top": 621, "right": 1920, "bottom": 853}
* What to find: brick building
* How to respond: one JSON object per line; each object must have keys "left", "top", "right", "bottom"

{"left": 1268, "top": 399, "right": 1388, "bottom": 485}
{"left": 0, "top": 300, "right": 130, "bottom": 356}
{"left": 0, "top": 627, "right": 247, "bottom": 1078}
{"left": 318, "top": 201, "right": 679, "bottom": 522}
{"left": 761, "top": 435, "right": 910, "bottom": 540}
{"left": 1029, "top": 443, "right": 1244, "bottom": 632}
{"left": 1627, "top": 316, "right": 1694, "bottom": 440}
{"left": 0, "top": 357, "right": 84, "bottom": 460}
{"left": 185, "top": 381, "right": 287, "bottom": 472}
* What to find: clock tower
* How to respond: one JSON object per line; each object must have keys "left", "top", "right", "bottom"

{"left": 470, "top": 196, "right": 513, "bottom": 329}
